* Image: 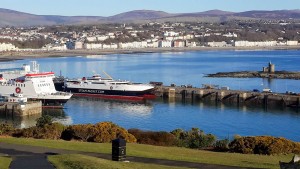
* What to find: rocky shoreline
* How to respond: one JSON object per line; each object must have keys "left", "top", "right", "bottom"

{"left": 0, "top": 45, "right": 300, "bottom": 62}
{"left": 207, "top": 71, "right": 300, "bottom": 80}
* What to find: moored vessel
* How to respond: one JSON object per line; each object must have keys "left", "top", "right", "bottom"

{"left": 55, "top": 73, "right": 155, "bottom": 101}
{"left": 0, "top": 61, "right": 72, "bottom": 107}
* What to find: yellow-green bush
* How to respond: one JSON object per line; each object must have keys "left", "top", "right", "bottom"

{"left": 13, "top": 123, "right": 65, "bottom": 139}
{"left": 0, "top": 123, "right": 15, "bottom": 136}
{"left": 93, "top": 122, "right": 136, "bottom": 143}
{"left": 62, "top": 122, "right": 136, "bottom": 143}
{"left": 229, "top": 136, "right": 300, "bottom": 155}
{"left": 128, "top": 128, "right": 176, "bottom": 146}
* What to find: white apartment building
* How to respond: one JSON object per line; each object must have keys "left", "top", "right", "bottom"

{"left": 43, "top": 44, "right": 67, "bottom": 51}
{"left": 234, "top": 41, "right": 277, "bottom": 47}
{"left": 102, "top": 43, "right": 118, "bottom": 49}
{"left": 86, "top": 36, "right": 97, "bottom": 42}
{"left": 118, "top": 42, "right": 134, "bottom": 49}
{"left": 206, "top": 41, "right": 227, "bottom": 47}
{"left": 84, "top": 43, "right": 103, "bottom": 49}
{"left": 158, "top": 40, "right": 172, "bottom": 48}
{"left": 0, "top": 43, "right": 18, "bottom": 51}
{"left": 75, "top": 41, "right": 83, "bottom": 49}
{"left": 186, "top": 41, "right": 197, "bottom": 47}
{"left": 286, "top": 41, "right": 298, "bottom": 46}
{"left": 147, "top": 41, "right": 159, "bottom": 48}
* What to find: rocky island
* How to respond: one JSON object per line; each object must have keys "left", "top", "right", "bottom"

{"left": 207, "top": 62, "right": 300, "bottom": 80}
{"left": 206, "top": 70, "right": 300, "bottom": 80}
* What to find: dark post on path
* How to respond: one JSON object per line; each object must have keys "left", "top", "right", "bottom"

{"left": 112, "top": 138, "right": 126, "bottom": 161}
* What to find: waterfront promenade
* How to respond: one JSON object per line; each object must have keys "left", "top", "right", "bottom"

{"left": 1, "top": 45, "right": 300, "bottom": 61}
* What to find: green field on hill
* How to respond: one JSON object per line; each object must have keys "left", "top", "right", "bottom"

{"left": 0, "top": 137, "right": 293, "bottom": 169}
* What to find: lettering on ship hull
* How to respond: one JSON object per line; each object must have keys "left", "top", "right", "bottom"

{"left": 78, "top": 89, "right": 105, "bottom": 94}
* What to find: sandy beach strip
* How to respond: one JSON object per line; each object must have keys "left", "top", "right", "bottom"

{"left": 0, "top": 45, "right": 300, "bottom": 61}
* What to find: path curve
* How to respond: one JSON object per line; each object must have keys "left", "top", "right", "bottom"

{"left": 0, "top": 142, "right": 257, "bottom": 169}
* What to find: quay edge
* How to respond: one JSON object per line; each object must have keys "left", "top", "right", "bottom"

{"left": 153, "top": 85, "right": 300, "bottom": 109}
{"left": 0, "top": 101, "right": 42, "bottom": 116}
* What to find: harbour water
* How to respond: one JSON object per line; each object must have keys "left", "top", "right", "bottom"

{"left": 1, "top": 49, "right": 300, "bottom": 141}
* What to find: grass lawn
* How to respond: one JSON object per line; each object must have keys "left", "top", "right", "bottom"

{"left": 0, "top": 156, "right": 12, "bottom": 169}
{"left": 0, "top": 137, "right": 292, "bottom": 169}
{"left": 48, "top": 154, "right": 190, "bottom": 169}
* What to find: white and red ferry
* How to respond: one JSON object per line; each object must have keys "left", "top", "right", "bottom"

{"left": 57, "top": 74, "right": 156, "bottom": 101}
{"left": 0, "top": 61, "right": 72, "bottom": 107}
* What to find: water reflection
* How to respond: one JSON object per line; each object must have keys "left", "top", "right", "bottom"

{"left": 43, "top": 108, "right": 72, "bottom": 126}
{"left": 156, "top": 98, "right": 300, "bottom": 141}
{"left": 0, "top": 108, "right": 71, "bottom": 128}
{"left": 64, "top": 97, "right": 153, "bottom": 120}
{"left": 0, "top": 114, "right": 41, "bottom": 128}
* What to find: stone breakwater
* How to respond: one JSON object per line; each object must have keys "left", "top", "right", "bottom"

{"left": 206, "top": 71, "right": 300, "bottom": 80}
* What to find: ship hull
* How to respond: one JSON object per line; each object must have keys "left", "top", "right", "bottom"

{"left": 64, "top": 87, "right": 155, "bottom": 101}
{"left": 30, "top": 98, "right": 70, "bottom": 105}
{"left": 30, "top": 98, "right": 70, "bottom": 108}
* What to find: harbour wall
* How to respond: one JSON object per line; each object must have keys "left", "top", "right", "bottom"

{"left": 154, "top": 86, "right": 300, "bottom": 108}
{"left": 0, "top": 101, "right": 42, "bottom": 116}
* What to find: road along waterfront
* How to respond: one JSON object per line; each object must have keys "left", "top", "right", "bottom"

{"left": 0, "top": 49, "right": 300, "bottom": 141}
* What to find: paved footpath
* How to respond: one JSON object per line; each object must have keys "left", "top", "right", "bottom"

{"left": 0, "top": 142, "right": 258, "bottom": 169}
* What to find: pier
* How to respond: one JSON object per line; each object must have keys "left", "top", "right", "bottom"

{"left": 0, "top": 101, "right": 42, "bottom": 116}
{"left": 153, "top": 85, "right": 300, "bottom": 108}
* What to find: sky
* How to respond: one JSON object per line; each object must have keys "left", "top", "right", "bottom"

{"left": 1, "top": 0, "right": 300, "bottom": 16}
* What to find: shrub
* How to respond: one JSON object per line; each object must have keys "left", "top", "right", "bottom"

{"left": 171, "top": 128, "right": 216, "bottom": 149}
{"left": 128, "top": 128, "right": 176, "bottom": 146}
{"left": 36, "top": 115, "right": 53, "bottom": 127}
{"left": 64, "top": 124, "right": 97, "bottom": 142}
{"left": 61, "top": 122, "right": 137, "bottom": 143}
{"left": 0, "top": 123, "right": 15, "bottom": 136}
{"left": 93, "top": 122, "right": 136, "bottom": 143}
{"left": 170, "top": 129, "right": 189, "bottom": 147}
{"left": 229, "top": 136, "right": 300, "bottom": 155}
{"left": 214, "top": 139, "right": 230, "bottom": 152}
{"left": 38, "top": 123, "right": 65, "bottom": 139}
{"left": 13, "top": 123, "right": 65, "bottom": 139}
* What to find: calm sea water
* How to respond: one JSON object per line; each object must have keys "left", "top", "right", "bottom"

{"left": 1, "top": 49, "right": 300, "bottom": 141}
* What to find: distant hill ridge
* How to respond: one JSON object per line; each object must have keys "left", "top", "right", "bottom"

{"left": 0, "top": 8, "right": 300, "bottom": 26}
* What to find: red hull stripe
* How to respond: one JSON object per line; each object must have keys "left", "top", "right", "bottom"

{"left": 143, "top": 94, "right": 156, "bottom": 100}
{"left": 26, "top": 72, "right": 54, "bottom": 77}
{"left": 73, "top": 93, "right": 150, "bottom": 101}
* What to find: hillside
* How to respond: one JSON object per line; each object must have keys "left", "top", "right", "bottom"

{"left": 1, "top": 8, "right": 300, "bottom": 26}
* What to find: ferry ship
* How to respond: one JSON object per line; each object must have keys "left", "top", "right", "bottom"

{"left": 57, "top": 74, "right": 155, "bottom": 101}
{"left": 0, "top": 61, "right": 72, "bottom": 107}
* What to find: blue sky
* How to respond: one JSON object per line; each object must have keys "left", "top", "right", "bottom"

{"left": 1, "top": 0, "right": 300, "bottom": 16}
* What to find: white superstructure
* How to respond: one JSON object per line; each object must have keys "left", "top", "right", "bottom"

{"left": 0, "top": 61, "right": 72, "bottom": 106}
